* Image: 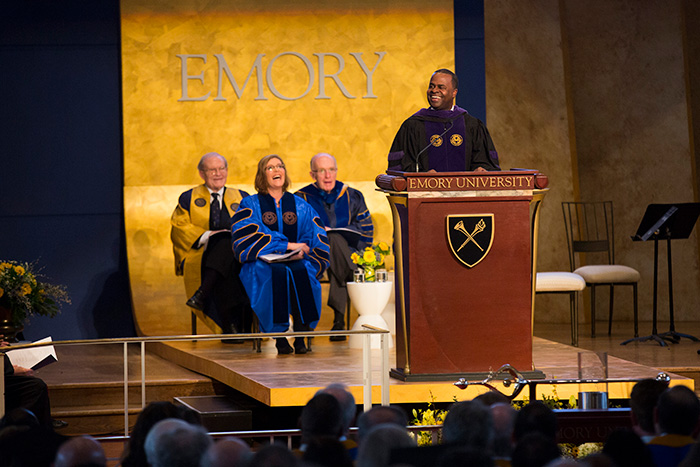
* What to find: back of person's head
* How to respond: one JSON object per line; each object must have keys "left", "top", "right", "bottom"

{"left": 490, "top": 402, "right": 517, "bottom": 458}
{"left": 356, "top": 406, "right": 408, "bottom": 445}
{"left": 436, "top": 446, "right": 495, "bottom": 467}
{"left": 356, "top": 423, "right": 416, "bottom": 467}
{"left": 145, "top": 418, "right": 212, "bottom": 467}
{"left": 474, "top": 391, "right": 510, "bottom": 406}
{"left": 302, "top": 435, "right": 353, "bottom": 467}
{"left": 656, "top": 385, "right": 700, "bottom": 436}
{"left": 511, "top": 432, "right": 560, "bottom": 467}
{"left": 602, "top": 429, "right": 654, "bottom": 467}
{"left": 200, "top": 436, "right": 252, "bottom": 467}
{"left": 513, "top": 401, "right": 557, "bottom": 442}
{"left": 630, "top": 379, "right": 668, "bottom": 435}
{"left": 248, "top": 443, "right": 298, "bottom": 467}
{"left": 578, "top": 453, "right": 616, "bottom": 467}
{"left": 300, "top": 393, "right": 344, "bottom": 443}
{"left": 316, "top": 383, "right": 357, "bottom": 434}
{"left": 442, "top": 400, "right": 494, "bottom": 449}
{"left": 54, "top": 435, "right": 106, "bottom": 467}
{"left": 122, "top": 400, "right": 185, "bottom": 467}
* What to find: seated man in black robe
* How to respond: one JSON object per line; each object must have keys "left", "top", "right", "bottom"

{"left": 170, "top": 152, "right": 253, "bottom": 336}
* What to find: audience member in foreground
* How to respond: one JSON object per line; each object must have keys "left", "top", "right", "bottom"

{"left": 602, "top": 429, "right": 654, "bottom": 467}
{"left": 200, "top": 436, "right": 252, "bottom": 467}
{"left": 511, "top": 431, "right": 560, "bottom": 467}
{"left": 647, "top": 385, "right": 700, "bottom": 467}
{"left": 629, "top": 378, "right": 668, "bottom": 443}
{"left": 356, "top": 423, "right": 416, "bottom": 467}
{"left": 356, "top": 405, "right": 408, "bottom": 446}
{"left": 144, "top": 418, "right": 212, "bottom": 467}
{"left": 53, "top": 435, "right": 106, "bottom": 467}
{"left": 248, "top": 443, "right": 299, "bottom": 467}
{"left": 316, "top": 383, "right": 358, "bottom": 458}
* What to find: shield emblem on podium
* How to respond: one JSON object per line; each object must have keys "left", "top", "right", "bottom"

{"left": 446, "top": 214, "right": 495, "bottom": 268}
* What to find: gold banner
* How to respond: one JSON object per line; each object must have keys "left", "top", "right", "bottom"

{"left": 121, "top": 0, "right": 454, "bottom": 335}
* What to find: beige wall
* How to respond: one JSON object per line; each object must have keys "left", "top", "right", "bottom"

{"left": 486, "top": 0, "right": 700, "bottom": 323}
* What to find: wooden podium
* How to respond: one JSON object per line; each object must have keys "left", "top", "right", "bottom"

{"left": 376, "top": 170, "right": 549, "bottom": 381}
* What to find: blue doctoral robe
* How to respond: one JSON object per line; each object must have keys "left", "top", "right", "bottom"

{"left": 231, "top": 192, "right": 330, "bottom": 333}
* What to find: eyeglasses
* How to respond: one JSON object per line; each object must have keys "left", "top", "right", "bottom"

{"left": 312, "top": 168, "right": 337, "bottom": 175}
{"left": 265, "top": 164, "right": 286, "bottom": 172}
{"left": 202, "top": 167, "right": 227, "bottom": 175}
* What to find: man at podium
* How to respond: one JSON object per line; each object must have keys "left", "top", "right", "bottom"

{"left": 387, "top": 68, "right": 500, "bottom": 173}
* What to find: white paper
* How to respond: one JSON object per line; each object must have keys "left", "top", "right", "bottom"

{"left": 6, "top": 336, "right": 58, "bottom": 370}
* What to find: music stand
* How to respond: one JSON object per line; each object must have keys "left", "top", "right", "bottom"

{"left": 622, "top": 203, "right": 700, "bottom": 346}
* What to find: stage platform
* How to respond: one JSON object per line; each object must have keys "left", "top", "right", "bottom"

{"left": 148, "top": 322, "right": 699, "bottom": 408}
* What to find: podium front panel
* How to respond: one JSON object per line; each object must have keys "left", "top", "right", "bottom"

{"left": 381, "top": 171, "right": 543, "bottom": 378}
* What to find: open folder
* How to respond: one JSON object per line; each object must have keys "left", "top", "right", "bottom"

{"left": 6, "top": 336, "right": 58, "bottom": 370}
{"left": 259, "top": 247, "right": 303, "bottom": 263}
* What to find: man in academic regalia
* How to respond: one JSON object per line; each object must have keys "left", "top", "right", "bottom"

{"left": 170, "top": 152, "right": 252, "bottom": 335}
{"left": 387, "top": 68, "right": 500, "bottom": 173}
{"left": 296, "top": 153, "right": 373, "bottom": 341}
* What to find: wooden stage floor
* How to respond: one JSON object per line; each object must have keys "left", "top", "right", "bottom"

{"left": 148, "top": 320, "right": 700, "bottom": 408}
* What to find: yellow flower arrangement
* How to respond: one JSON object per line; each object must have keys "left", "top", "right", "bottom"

{"left": 351, "top": 242, "right": 391, "bottom": 281}
{"left": 0, "top": 260, "right": 70, "bottom": 327}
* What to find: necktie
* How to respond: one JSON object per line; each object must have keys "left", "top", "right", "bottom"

{"left": 210, "top": 193, "right": 221, "bottom": 230}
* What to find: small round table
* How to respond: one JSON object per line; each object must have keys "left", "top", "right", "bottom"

{"left": 347, "top": 281, "right": 394, "bottom": 349}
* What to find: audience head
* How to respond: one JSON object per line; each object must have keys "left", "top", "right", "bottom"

{"left": 309, "top": 153, "right": 338, "bottom": 194}
{"left": 300, "top": 393, "right": 344, "bottom": 444}
{"left": 602, "top": 429, "right": 654, "bottom": 467}
{"left": 302, "top": 435, "right": 353, "bottom": 467}
{"left": 357, "top": 405, "right": 408, "bottom": 445}
{"left": 436, "top": 446, "right": 495, "bottom": 467}
{"left": 511, "top": 432, "right": 560, "bottom": 467}
{"left": 490, "top": 402, "right": 517, "bottom": 458}
{"left": 316, "top": 383, "right": 357, "bottom": 436}
{"left": 474, "top": 390, "right": 511, "bottom": 406}
{"left": 145, "top": 418, "right": 212, "bottom": 467}
{"left": 248, "top": 443, "right": 299, "bottom": 467}
{"left": 200, "top": 436, "right": 252, "bottom": 467}
{"left": 629, "top": 378, "right": 668, "bottom": 438}
{"left": 53, "top": 435, "right": 106, "bottom": 467}
{"left": 442, "top": 400, "right": 494, "bottom": 450}
{"left": 255, "top": 154, "right": 290, "bottom": 194}
{"left": 655, "top": 385, "right": 700, "bottom": 436}
{"left": 198, "top": 152, "right": 229, "bottom": 192}
{"left": 356, "top": 423, "right": 416, "bottom": 467}
{"left": 122, "top": 400, "right": 196, "bottom": 467}
{"left": 513, "top": 401, "right": 558, "bottom": 442}
{"left": 578, "top": 453, "right": 616, "bottom": 467}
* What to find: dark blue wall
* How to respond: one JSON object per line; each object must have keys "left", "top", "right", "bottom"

{"left": 0, "top": 1, "right": 484, "bottom": 340}
{"left": 0, "top": 1, "right": 135, "bottom": 340}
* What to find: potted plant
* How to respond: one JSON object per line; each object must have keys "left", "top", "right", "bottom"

{"left": 0, "top": 260, "right": 70, "bottom": 342}
{"left": 350, "top": 242, "right": 391, "bottom": 282}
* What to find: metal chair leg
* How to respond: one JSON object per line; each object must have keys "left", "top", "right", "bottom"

{"left": 608, "top": 285, "right": 615, "bottom": 336}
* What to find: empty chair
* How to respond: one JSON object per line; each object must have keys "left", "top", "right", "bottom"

{"left": 562, "top": 201, "right": 640, "bottom": 338}
{"left": 535, "top": 272, "right": 586, "bottom": 346}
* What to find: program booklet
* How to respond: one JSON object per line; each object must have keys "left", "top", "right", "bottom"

{"left": 259, "top": 247, "right": 303, "bottom": 263}
{"left": 6, "top": 336, "right": 58, "bottom": 370}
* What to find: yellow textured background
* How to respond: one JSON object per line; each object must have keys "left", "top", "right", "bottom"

{"left": 121, "top": 0, "right": 454, "bottom": 335}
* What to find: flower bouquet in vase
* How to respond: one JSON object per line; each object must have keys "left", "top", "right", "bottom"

{"left": 351, "top": 242, "right": 390, "bottom": 282}
{"left": 0, "top": 261, "right": 70, "bottom": 342}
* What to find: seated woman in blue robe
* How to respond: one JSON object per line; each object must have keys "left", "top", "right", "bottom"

{"left": 231, "top": 154, "right": 330, "bottom": 354}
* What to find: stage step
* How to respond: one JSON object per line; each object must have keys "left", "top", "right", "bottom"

{"left": 174, "top": 395, "right": 253, "bottom": 432}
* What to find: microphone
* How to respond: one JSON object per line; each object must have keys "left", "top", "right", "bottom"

{"left": 411, "top": 118, "right": 456, "bottom": 171}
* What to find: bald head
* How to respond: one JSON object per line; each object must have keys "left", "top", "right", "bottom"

{"left": 145, "top": 418, "right": 212, "bottom": 467}
{"left": 54, "top": 436, "right": 106, "bottom": 467}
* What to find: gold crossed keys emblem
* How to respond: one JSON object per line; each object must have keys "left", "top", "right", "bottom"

{"left": 446, "top": 215, "right": 494, "bottom": 268}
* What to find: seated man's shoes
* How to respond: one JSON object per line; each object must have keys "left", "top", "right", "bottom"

{"left": 329, "top": 321, "right": 346, "bottom": 342}
{"left": 293, "top": 337, "right": 308, "bottom": 354}
{"left": 276, "top": 338, "right": 294, "bottom": 355}
{"left": 52, "top": 419, "right": 68, "bottom": 430}
{"left": 186, "top": 289, "right": 205, "bottom": 311}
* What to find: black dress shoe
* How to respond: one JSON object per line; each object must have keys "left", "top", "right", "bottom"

{"left": 330, "top": 322, "right": 346, "bottom": 342}
{"left": 52, "top": 419, "right": 68, "bottom": 430}
{"left": 294, "top": 337, "right": 308, "bottom": 354}
{"left": 186, "top": 289, "right": 205, "bottom": 311}
{"left": 276, "top": 338, "right": 294, "bottom": 354}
